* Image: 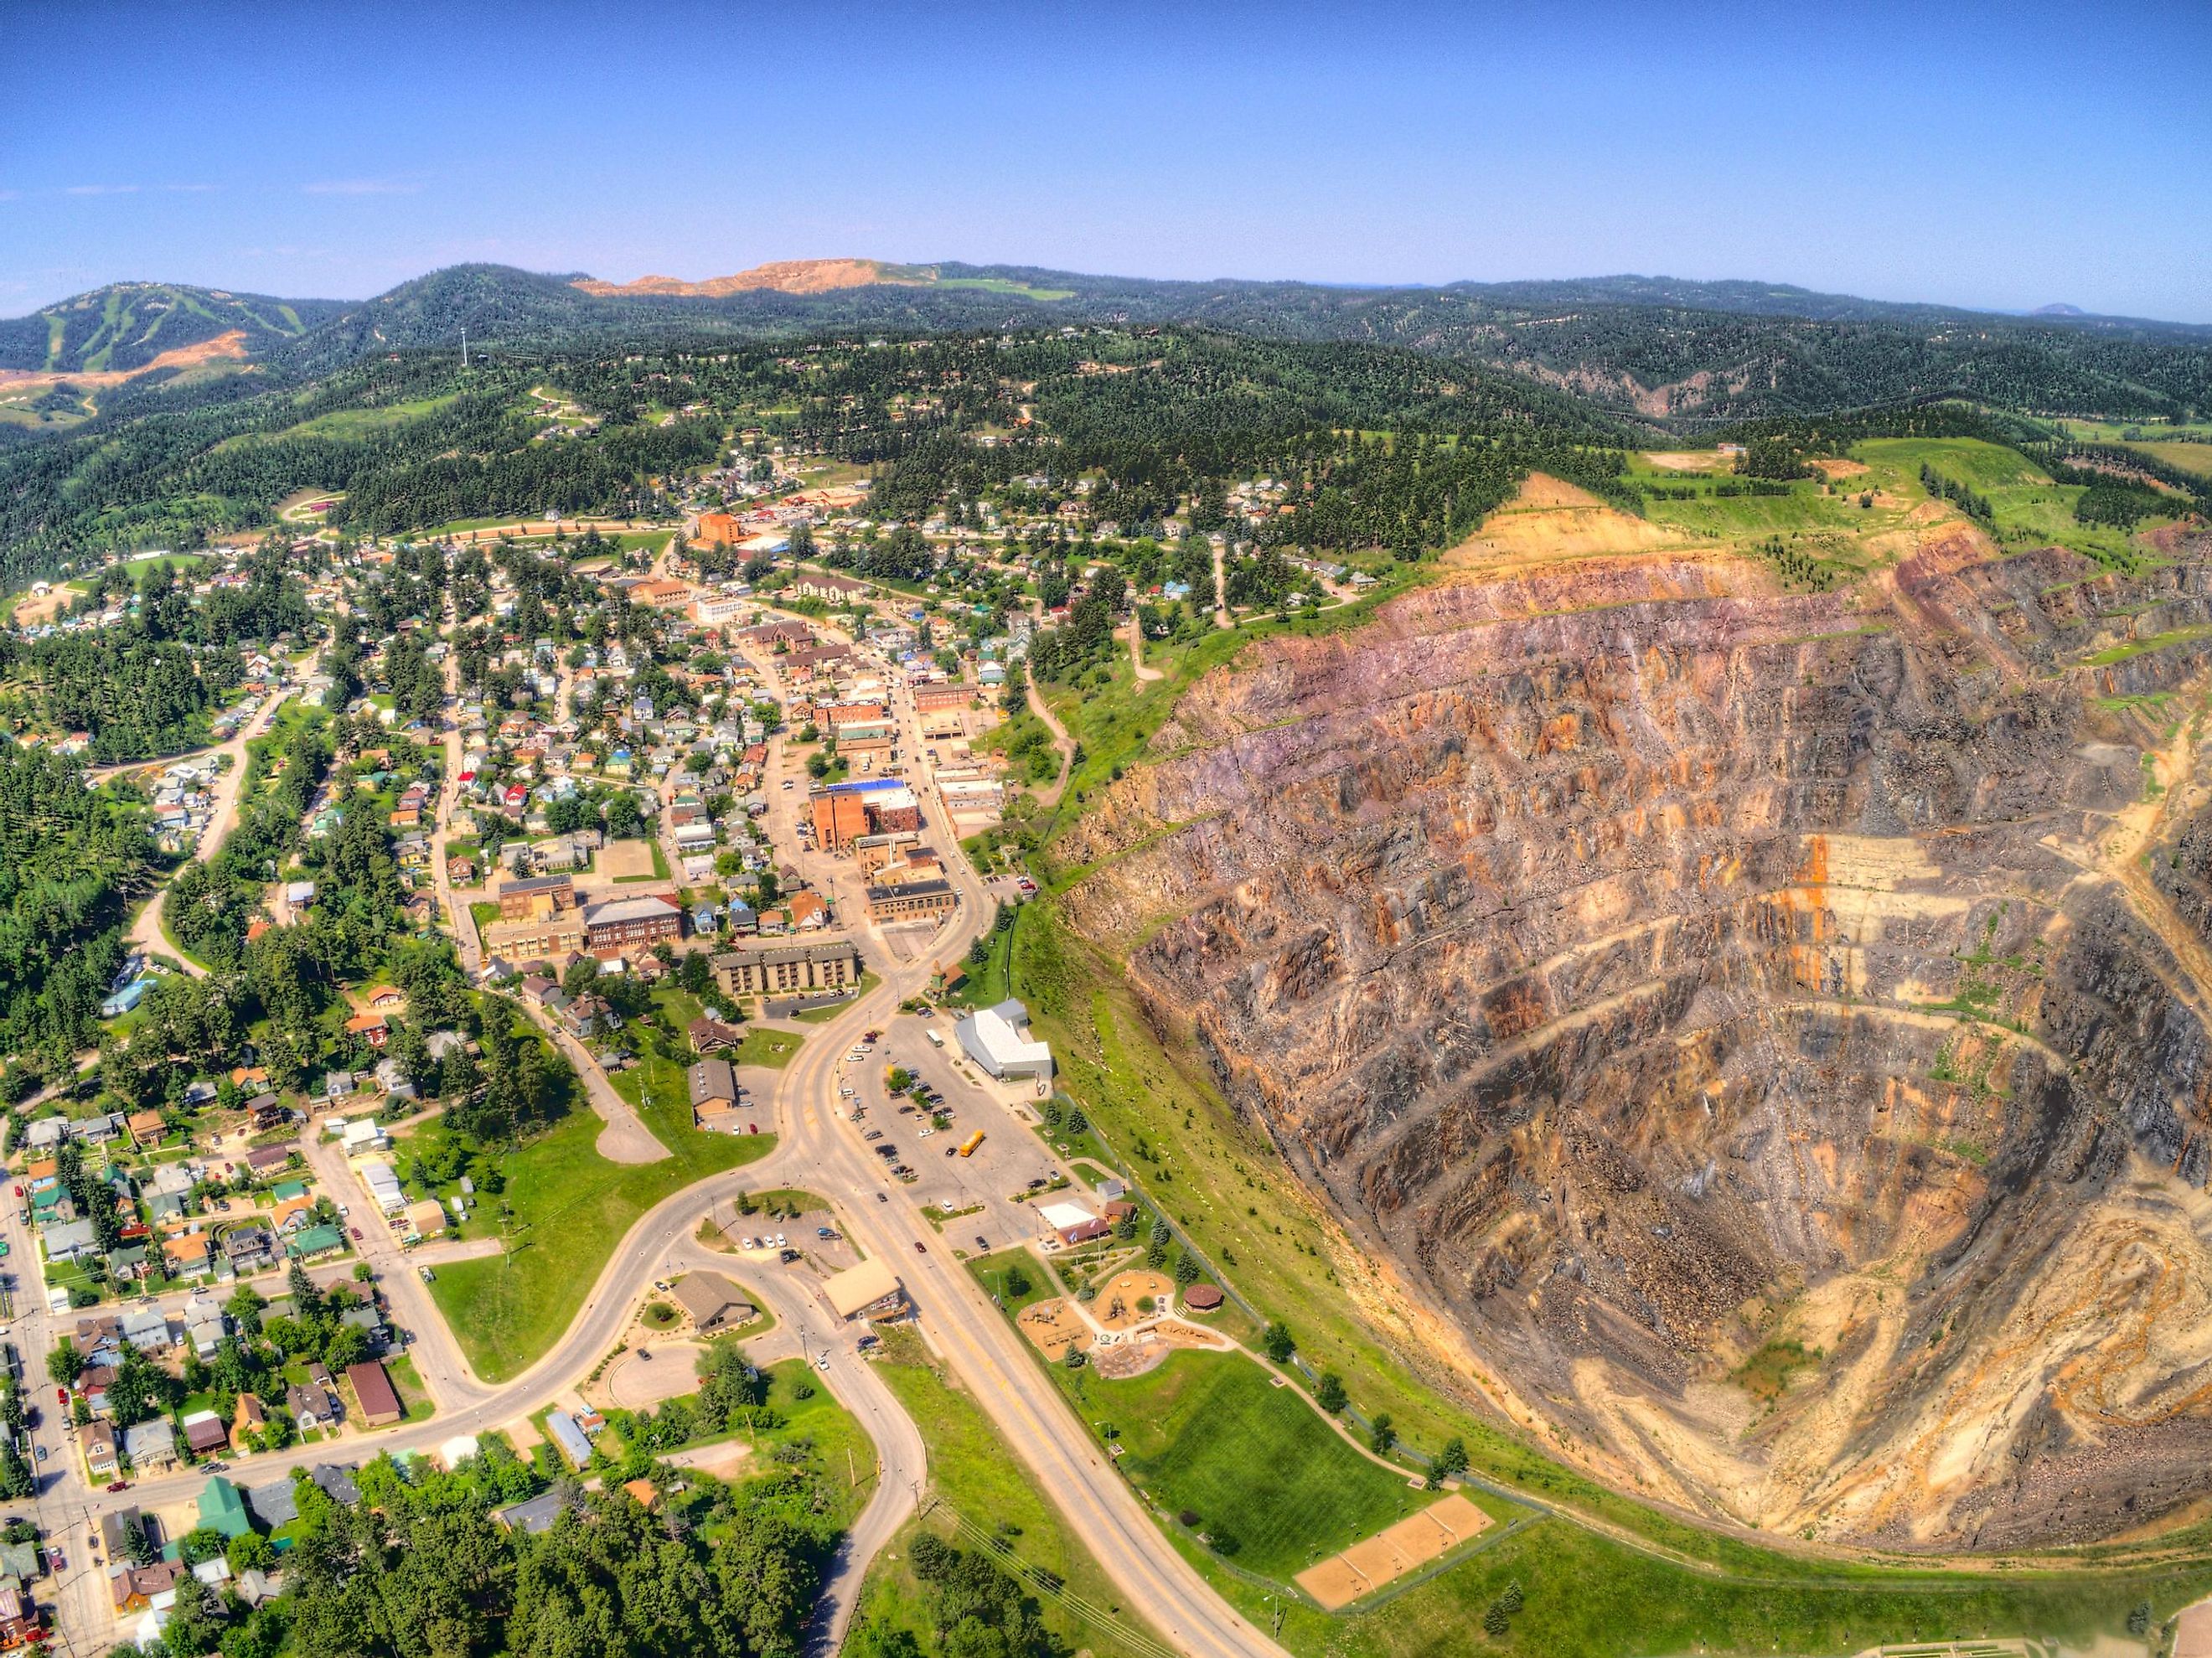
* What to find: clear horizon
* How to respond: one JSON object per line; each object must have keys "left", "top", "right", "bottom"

{"left": 5, "top": 0, "right": 2209, "bottom": 323}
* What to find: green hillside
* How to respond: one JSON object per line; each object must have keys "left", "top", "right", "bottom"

{"left": 0, "top": 281, "right": 345, "bottom": 374}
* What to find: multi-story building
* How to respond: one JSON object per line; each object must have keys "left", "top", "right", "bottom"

{"left": 499, "top": 874, "right": 575, "bottom": 922}
{"left": 866, "top": 877, "right": 956, "bottom": 924}
{"left": 711, "top": 940, "right": 861, "bottom": 999}
{"left": 581, "top": 895, "right": 685, "bottom": 958}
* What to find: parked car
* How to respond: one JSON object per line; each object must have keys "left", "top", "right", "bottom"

{"left": 349, "top": 1227, "right": 363, "bottom": 1241}
{"left": 106, "top": 1480, "right": 129, "bottom": 1493}
{"left": 975, "top": 1236, "right": 989, "bottom": 1251}
{"left": 418, "top": 1264, "right": 436, "bottom": 1283}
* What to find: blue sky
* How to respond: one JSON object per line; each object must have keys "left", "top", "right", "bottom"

{"left": 4, "top": 0, "right": 2208, "bottom": 321}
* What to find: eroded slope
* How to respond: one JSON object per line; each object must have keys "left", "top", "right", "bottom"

{"left": 1059, "top": 521, "right": 2212, "bottom": 1550}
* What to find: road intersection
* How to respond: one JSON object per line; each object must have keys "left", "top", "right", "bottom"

{"left": 13, "top": 623, "right": 1284, "bottom": 1658}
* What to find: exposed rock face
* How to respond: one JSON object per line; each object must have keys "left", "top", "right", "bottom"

{"left": 1060, "top": 527, "right": 2212, "bottom": 1549}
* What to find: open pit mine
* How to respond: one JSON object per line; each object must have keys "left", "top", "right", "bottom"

{"left": 1058, "top": 511, "right": 2212, "bottom": 1552}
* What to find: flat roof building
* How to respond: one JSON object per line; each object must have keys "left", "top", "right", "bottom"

{"left": 954, "top": 998, "right": 1054, "bottom": 1081}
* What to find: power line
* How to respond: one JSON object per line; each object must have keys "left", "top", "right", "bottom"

{"left": 928, "top": 1497, "right": 1184, "bottom": 1658}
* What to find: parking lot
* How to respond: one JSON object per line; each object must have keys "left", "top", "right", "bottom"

{"left": 825, "top": 1016, "right": 1062, "bottom": 1255}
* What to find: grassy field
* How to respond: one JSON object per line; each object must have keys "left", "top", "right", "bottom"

{"left": 1623, "top": 436, "right": 2180, "bottom": 582}
{"left": 753, "top": 1356, "right": 876, "bottom": 1528}
{"left": 853, "top": 1327, "right": 1166, "bottom": 1658}
{"left": 1053, "top": 1348, "right": 1423, "bottom": 1582}
{"left": 225, "top": 392, "right": 460, "bottom": 447}
{"left": 638, "top": 984, "right": 801, "bottom": 1068}
{"left": 2124, "top": 438, "right": 2212, "bottom": 480}
{"left": 407, "top": 1101, "right": 771, "bottom": 1382}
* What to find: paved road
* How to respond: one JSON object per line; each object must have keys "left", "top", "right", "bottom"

{"left": 21, "top": 633, "right": 1281, "bottom": 1658}
{"left": 122, "top": 676, "right": 304, "bottom": 975}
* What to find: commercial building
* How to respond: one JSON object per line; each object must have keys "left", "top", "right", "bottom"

{"left": 711, "top": 940, "right": 861, "bottom": 999}
{"left": 482, "top": 907, "right": 587, "bottom": 961}
{"left": 866, "top": 876, "right": 956, "bottom": 924}
{"left": 809, "top": 777, "right": 923, "bottom": 853}
{"left": 1038, "top": 1201, "right": 1111, "bottom": 1247}
{"left": 823, "top": 1257, "right": 906, "bottom": 1321}
{"left": 581, "top": 894, "right": 684, "bottom": 958}
{"left": 954, "top": 999, "right": 1054, "bottom": 1081}
{"left": 670, "top": 1271, "right": 756, "bottom": 1335}
{"left": 913, "top": 683, "right": 974, "bottom": 715}
{"left": 686, "top": 1058, "right": 741, "bottom": 1131}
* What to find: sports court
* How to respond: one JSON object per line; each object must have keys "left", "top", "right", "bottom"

{"left": 1295, "top": 1492, "right": 1491, "bottom": 1609}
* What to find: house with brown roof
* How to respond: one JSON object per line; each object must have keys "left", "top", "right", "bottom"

{"left": 126, "top": 1110, "right": 166, "bottom": 1148}
{"left": 347, "top": 1360, "right": 402, "bottom": 1427}
{"left": 687, "top": 1015, "right": 744, "bottom": 1056}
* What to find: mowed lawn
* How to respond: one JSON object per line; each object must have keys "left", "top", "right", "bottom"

{"left": 411, "top": 1102, "right": 771, "bottom": 1382}
{"left": 1072, "top": 1350, "right": 1418, "bottom": 1581}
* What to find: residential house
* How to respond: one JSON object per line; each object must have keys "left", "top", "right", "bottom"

{"left": 43, "top": 1218, "right": 98, "bottom": 1263}
{"left": 687, "top": 1015, "right": 744, "bottom": 1056}
{"left": 222, "top": 1228, "right": 276, "bottom": 1273}
{"left": 181, "top": 1410, "right": 230, "bottom": 1458}
{"left": 83, "top": 1422, "right": 118, "bottom": 1479}
{"left": 286, "top": 1382, "right": 338, "bottom": 1437}
{"left": 121, "top": 1418, "right": 178, "bottom": 1472}
{"left": 230, "top": 1394, "right": 268, "bottom": 1451}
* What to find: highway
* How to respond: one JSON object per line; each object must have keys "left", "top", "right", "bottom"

{"left": 17, "top": 628, "right": 1284, "bottom": 1658}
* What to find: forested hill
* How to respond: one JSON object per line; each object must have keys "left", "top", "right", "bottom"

{"left": 0, "top": 281, "right": 345, "bottom": 374}
{"left": 13, "top": 261, "right": 2209, "bottom": 429}
{"left": 266, "top": 263, "right": 2209, "bottom": 424}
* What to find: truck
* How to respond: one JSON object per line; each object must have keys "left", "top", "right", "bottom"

{"left": 924, "top": 1028, "right": 944, "bottom": 1049}
{"left": 959, "top": 1131, "right": 985, "bottom": 1158}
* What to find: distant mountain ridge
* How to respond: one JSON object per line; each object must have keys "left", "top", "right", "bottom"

{"left": 5, "top": 261, "right": 2209, "bottom": 428}
{"left": 571, "top": 258, "right": 925, "bottom": 297}
{"left": 0, "top": 281, "right": 345, "bottom": 376}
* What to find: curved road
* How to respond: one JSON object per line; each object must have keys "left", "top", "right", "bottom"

{"left": 32, "top": 647, "right": 1282, "bottom": 1658}
{"left": 122, "top": 677, "right": 305, "bottom": 975}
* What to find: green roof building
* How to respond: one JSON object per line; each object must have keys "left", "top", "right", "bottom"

{"left": 199, "top": 1475, "right": 251, "bottom": 1540}
{"left": 288, "top": 1224, "right": 345, "bottom": 1260}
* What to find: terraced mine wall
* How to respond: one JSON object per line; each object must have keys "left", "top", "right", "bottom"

{"left": 1057, "top": 527, "right": 2212, "bottom": 1551}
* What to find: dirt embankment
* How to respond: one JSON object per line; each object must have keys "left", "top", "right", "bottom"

{"left": 572, "top": 260, "right": 916, "bottom": 297}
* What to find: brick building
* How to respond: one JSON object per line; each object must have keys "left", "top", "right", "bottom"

{"left": 581, "top": 895, "right": 684, "bottom": 958}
